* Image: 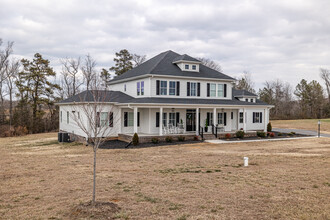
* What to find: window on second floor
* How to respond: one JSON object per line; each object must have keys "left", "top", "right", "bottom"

{"left": 124, "top": 84, "right": 126, "bottom": 91}
{"left": 245, "top": 98, "right": 248, "bottom": 102}
{"left": 160, "top": 81, "right": 167, "bottom": 95}
{"left": 137, "top": 82, "right": 140, "bottom": 95}
{"left": 137, "top": 81, "right": 144, "bottom": 96}
{"left": 192, "top": 65, "right": 196, "bottom": 70}
{"left": 185, "top": 64, "right": 189, "bottom": 69}
{"left": 218, "top": 84, "right": 224, "bottom": 97}
{"left": 67, "top": 111, "right": 69, "bottom": 124}
{"left": 210, "top": 83, "right": 216, "bottom": 97}
{"left": 169, "top": 81, "right": 176, "bottom": 95}
{"left": 190, "top": 82, "right": 197, "bottom": 96}
{"left": 250, "top": 98, "right": 253, "bottom": 102}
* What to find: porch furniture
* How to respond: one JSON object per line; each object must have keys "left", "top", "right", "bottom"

{"left": 162, "top": 125, "right": 168, "bottom": 134}
{"left": 168, "top": 124, "right": 175, "bottom": 134}
{"left": 217, "top": 124, "right": 225, "bottom": 132}
{"left": 177, "top": 123, "right": 185, "bottom": 134}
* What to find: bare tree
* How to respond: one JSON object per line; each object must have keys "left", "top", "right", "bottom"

{"left": 81, "top": 54, "right": 98, "bottom": 90}
{"left": 235, "top": 71, "right": 256, "bottom": 94}
{"left": 320, "top": 68, "right": 330, "bottom": 103}
{"left": 132, "top": 54, "right": 146, "bottom": 67}
{"left": 5, "top": 58, "right": 20, "bottom": 128}
{"left": 197, "top": 57, "right": 222, "bottom": 72}
{"left": 0, "top": 39, "right": 14, "bottom": 123}
{"left": 60, "top": 57, "right": 84, "bottom": 98}
{"left": 70, "top": 90, "right": 119, "bottom": 204}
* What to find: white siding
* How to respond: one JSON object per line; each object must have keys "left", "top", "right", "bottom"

{"left": 109, "top": 77, "right": 150, "bottom": 98}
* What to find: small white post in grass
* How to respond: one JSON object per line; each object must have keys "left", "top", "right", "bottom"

{"left": 244, "top": 157, "right": 249, "bottom": 167}
{"left": 318, "top": 120, "right": 321, "bottom": 138}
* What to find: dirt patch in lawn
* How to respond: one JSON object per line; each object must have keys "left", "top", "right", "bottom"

{"left": 0, "top": 133, "right": 329, "bottom": 219}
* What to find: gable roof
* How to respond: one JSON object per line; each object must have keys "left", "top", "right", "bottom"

{"left": 109, "top": 50, "right": 235, "bottom": 84}
{"left": 172, "top": 54, "right": 201, "bottom": 63}
{"left": 233, "top": 89, "right": 258, "bottom": 97}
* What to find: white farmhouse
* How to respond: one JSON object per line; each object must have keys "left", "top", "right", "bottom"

{"left": 57, "top": 50, "right": 273, "bottom": 142}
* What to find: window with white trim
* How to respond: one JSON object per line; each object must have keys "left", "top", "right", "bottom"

{"left": 217, "top": 84, "right": 224, "bottom": 97}
{"left": 60, "top": 111, "right": 62, "bottom": 123}
{"left": 67, "top": 111, "right": 69, "bottom": 124}
{"left": 210, "top": 83, "right": 216, "bottom": 97}
{"left": 162, "top": 113, "right": 167, "bottom": 126}
{"left": 218, "top": 113, "right": 223, "bottom": 124}
{"left": 128, "top": 112, "right": 134, "bottom": 126}
{"left": 185, "top": 64, "right": 189, "bottom": 69}
{"left": 190, "top": 82, "right": 197, "bottom": 96}
{"left": 239, "top": 112, "right": 244, "bottom": 123}
{"left": 141, "top": 81, "right": 144, "bottom": 95}
{"left": 100, "top": 112, "right": 108, "bottom": 127}
{"left": 160, "top": 81, "right": 167, "bottom": 95}
{"left": 169, "top": 81, "right": 176, "bottom": 95}
{"left": 192, "top": 65, "right": 196, "bottom": 70}
{"left": 169, "top": 113, "right": 175, "bottom": 125}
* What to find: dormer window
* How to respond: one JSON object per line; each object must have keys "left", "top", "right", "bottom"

{"left": 192, "top": 65, "right": 196, "bottom": 70}
{"left": 185, "top": 64, "right": 189, "bottom": 70}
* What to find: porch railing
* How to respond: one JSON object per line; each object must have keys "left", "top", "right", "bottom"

{"left": 199, "top": 126, "right": 204, "bottom": 141}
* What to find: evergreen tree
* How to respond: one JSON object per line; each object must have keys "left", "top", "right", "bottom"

{"left": 110, "top": 49, "right": 133, "bottom": 76}
{"left": 100, "top": 68, "right": 111, "bottom": 90}
{"left": 16, "top": 53, "right": 60, "bottom": 133}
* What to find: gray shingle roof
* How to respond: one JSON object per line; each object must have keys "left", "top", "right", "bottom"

{"left": 233, "top": 89, "right": 258, "bottom": 97}
{"left": 58, "top": 90, "right": 134, "bottom": 104}
{"left": 109, "top": 50, "right": 235, "bottom": 83}
{"left": 58, "top": 89, "right": 269, "bottom": 106}
{"left": 172, "top": 54, "right": 201, "bottom": 63}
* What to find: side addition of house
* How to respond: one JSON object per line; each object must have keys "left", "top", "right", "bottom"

{"left": 57, "top": 50, "right": 273, "bottom": 142}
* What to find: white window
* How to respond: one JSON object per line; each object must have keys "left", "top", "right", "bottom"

{"left": 100, "top": 112, "right": 108, "bottom": 127}
{"left": 253, "top": 112, "right": 261, "bottom": 123}
{"left": 124, "top": 84, "right": 126, "bottom": 91}
{"left": 160, "top": 81, "right": 167, "bottom": 95}
{"left": 169, "top": 81, "right": 176, "bottom": 95}
{"left": 210, "top": 83, "right": 216, "bottom": 97}
{"left": 250, "top": 98, "right": 253, "bottom": 102}
{"left": 218, "top": 113, "right": 223, "bottom": 124}
{"left": 192, "top": 65, "right": 196, "bottom": 70}
{"left": 185, "top": 64, "right": 189, "bottom": 69}
{"left": 128, "top": 112, "right": 134, "bottom": 126}
{"left": 190, "top": 82, "right": 197, "bottom": 96}
{"left": 137, "top": 82, "right": 140, "bottom": 95}
{"left": 60, "top": 111, "right": 62, "bottom": 123}
{"left": 239, "top": 112, "right": 244, "bottom": 123}
{"left": 169, "top": 113, "right": 175, "bottom": 126}
{"left": 141, "top": 81, "right": 144, "bottom": 95}
{"left": 217, "top": 84, "right": 224, "bottom": 97}
{"left": 245, "top": 98, "right": 248, "bottom": 102}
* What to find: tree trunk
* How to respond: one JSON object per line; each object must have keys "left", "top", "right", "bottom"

{"left": 9, "top": 89, "right": 12, "bottom": 129}
{"left": 92, "top": 148, "right": 96, "bottom": 205}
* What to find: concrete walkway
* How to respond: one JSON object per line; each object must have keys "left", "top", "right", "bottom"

{"left": 206, "top": 136, "right": 318, "bottom": 144}
{"left": 272, "top": 128, "right": 330, "bottom": 138}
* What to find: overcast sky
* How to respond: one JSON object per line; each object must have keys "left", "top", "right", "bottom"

{"left": 1, "top": 0, "right": 330, "bottom": 90}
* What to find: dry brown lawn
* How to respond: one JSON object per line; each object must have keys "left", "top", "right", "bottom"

{"left": 0, "top": 133, "right": 329, "bottom": 220}
{"left": 272, "top": 118, "right": 330, "bottom": 134}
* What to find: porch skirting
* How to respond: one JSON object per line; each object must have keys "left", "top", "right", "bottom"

{"left": 118, "top": 133, "right": 199, "bottom": 143}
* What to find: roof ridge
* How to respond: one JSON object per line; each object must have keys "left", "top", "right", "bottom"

{"left": 148, "top": 50, "right": 173, "bottom": 74}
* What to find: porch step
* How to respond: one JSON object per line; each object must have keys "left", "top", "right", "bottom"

{"left": 202, "top": 134, "right": 217, "bottom": 140}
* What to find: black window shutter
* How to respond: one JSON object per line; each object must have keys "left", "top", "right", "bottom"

{"left": 207, "top": 83, "right": 210, "bottom": 97}
{"left": 187, "top": 82, "right": 190, "bottom": 96}
{"left": 224, "top": 84, "right": 227, "bottom": 97}
{"left": 176, "top": 81, "right": 180, "bottom": 96}
{"left": 124, "top": 112, "right": 128, "bottom": 127}
{"left": 176, "top": 112, "right": 180, "bottom": 126}
{"left": 207, "top": 112, "right": 210, "bottom": 125}
{"left": 260, "top": 112, "right": 262, "bottom": 123}
{"left": 137, "top": 112, "right": 140, "bottom": 127}
{"left": 109, "top": 112, "right": 113, "bottom": 127}
{"left": 156, "top": 80, "right": 160, "bottom": 95}
{"left": 224, "top": 112, "right": 227, "bottom": 126}
{"left": 253, "top": 112, "right": 256, "bottom": 123}
{"left": 197, "top": 83, "right": 200, "bottom": 96}
{"left": 156, "top": 112, "right": 159, "bottom": 127}
{"left": 231, "top": 112, "right": 233, "bottom": 120}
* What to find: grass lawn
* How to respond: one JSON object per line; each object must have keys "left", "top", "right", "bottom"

{"left": 0, "top": 133, "right": 329, "bottom": 219}
{"left": 271, "top": 118, "right": 330, "bottom": 134}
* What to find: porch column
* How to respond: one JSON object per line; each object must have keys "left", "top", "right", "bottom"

{"left": 264, "top": 108, "right": 267, "bottom": 132}
{"left": 159, "top": 107, "right": 163, "bottom": 136}
{"left": 196, "top": 108, "right": 199, "bottom": 135}
{"left": 134, "top": 107, "right": 138, "bottom": 133}
{"left": 243, "top": 108, "right": 246, "bottom": 132}
{"left": 213, "top": 108, "right": 217, "bottom": 126}
{"left": 118, "top": 109, "right": 122, "bottom": 134}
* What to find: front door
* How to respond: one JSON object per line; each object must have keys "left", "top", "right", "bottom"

{"left": 186, "top": 109, "right": 196, "bottom": 131}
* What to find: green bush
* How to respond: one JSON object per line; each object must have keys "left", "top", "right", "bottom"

{"left": 132, "top": 133, "right": 139, "bottom": 146}
{"left": 235, "top": 130, "right": 245, "bottom": 138}
{"left": 178, "top": 136, "right": 185, "bottom": 142}
{"left": 165, "top": 136, "right": 173, "bottom": 142}
{"left": 278, "top": 132, "right": 283, "bottom": 136}
{"left": 151, "top": 138, "right": 159, "bottom": 144}
{"left": 257, "top": 131, "right": 266, "bottom": 137}
{"left": 193, "top": 136, "right": 199, "bottom": 141}
{"left": 267, "top": 122, "right": 272, "bottom": 132}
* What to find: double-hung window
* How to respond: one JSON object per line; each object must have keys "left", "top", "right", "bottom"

{"left": 60, "top": 111, "right": 62, "bottom": 123}
{"left": 185, "top": 64, "right": 189, "bottom": 69}
{"left": 137, "top": 82, "right": 140, "bottom": 95}
{"left": 169, "top": 113, "right": 175, "bottom": 125}
{"left": 67, "top": 111, "right": 69, "bottom": 124}
{"left": 192, "top": 65, "right": 196, "bottom": 70}
{"left": 141, "top": 81, "right": 144, "bottom": 95}
{"left": 217, "top": 84, "right": 224, "bottom": 97}
{"left": 160, "top": 81, "right": 167, "bottom": 95}
{"left": 100, "top": 112, "right": 108, "bottom": 127}
{"left": 137, "top": 81, "right": 144, "bottom": 96}
{"left": 128, "top": 112, "right": 134, "bottom": 126}
{"left": 253, "top": 112, "right": 262, "bottom": 123}
{"left": 169, "top": 81, "right": 176, "bottom": 95}
{"left": 239, "top": 112, "right": 244, "bottom": 123}
{"left": 210, "top": 83, "right": 216, "bottom": 97}
{"left": 190, "top": 82, "right": 197, "bottom": 96}
{"left": 218, "top": 113, "right": 223, "bottom": 124}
